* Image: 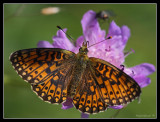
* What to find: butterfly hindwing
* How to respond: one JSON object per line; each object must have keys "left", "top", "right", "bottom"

{"left": 10, "top": 48, "right": 76, "bottom": 103}
{"left": 89, "top": 57, "right": 141, "bottom": 106}
{"left": 31, "top": 65, "right": 73, "bottom": 104}
{"left": 72, "top": 64, "right": 108, "bottom": 114}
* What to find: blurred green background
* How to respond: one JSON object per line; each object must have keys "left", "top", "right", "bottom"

{"left": 4, "top": 4, "right": 156, "bottom": 118}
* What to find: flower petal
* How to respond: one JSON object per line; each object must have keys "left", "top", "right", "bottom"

{"left": 81, "top": 10, "right": 97, "bottom": 35}
{"left": 107, "top": 21, "right": 130, "bottom": 51}
{"left": 128, "top": 63, "right": 156, "bottom": 76}
{"left": 61, "top": 98, "right": 73, "bottom": 110}
{"left": 81, "top": 10, "right": 106, "bottom": 46}
{"left": 109, "top": 105, "right": 124, "bottom": 109}
{"left": 37, "top": 41, "right": 54, "bottom": 48}
{"left": 121, "top": 25, "right": 130, "bottom": 44}
{"left": 81, "top": 113, "right": 89, "bottom": 118}
{"left": 108, "top": 20, "right": 121, "bottom": 36}
{"left": 72, "top": 35, "right": 84, "bottom": 54}
{"left": 52, "top": 28, "right": 75, "bottom": 51}
{"left": 124, "top": 63, "right": 155, "bottom": 88}
{"left": 134, "top": 75, "right": 151, "bottom": 88}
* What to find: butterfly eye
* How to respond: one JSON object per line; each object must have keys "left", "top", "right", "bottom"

{"left": 79, "top": 47, "right": 82, "bottom": 52}
{"left": 84, "top": 48, "right": 88, "bottom": 53}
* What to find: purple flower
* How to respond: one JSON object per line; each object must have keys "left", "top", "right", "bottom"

{"left": 61, "top": 97, "right": 74, "bottom": 110}
{"left": 37, "top": 10, "right": 155, "bottom": 118}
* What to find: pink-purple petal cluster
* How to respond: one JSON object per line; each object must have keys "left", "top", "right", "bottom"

{"left": 37, "top": 10, "right": 155, "bottom": 118}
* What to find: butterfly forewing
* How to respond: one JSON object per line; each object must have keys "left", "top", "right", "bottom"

{"left": 89, "top": 57, "right": 141, "bottom": 106}
{"left": 10, "top": 48, "right": 76, "bottom": 104}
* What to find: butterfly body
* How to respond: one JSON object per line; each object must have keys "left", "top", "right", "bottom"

{"left": 10, "top": 42, "right": 141, "bottom": 114}
{"left": 65, "top": 42, "right": 89, "bottom": 97}
{"left": 67, "top": 56, "right": 88, "bottom": 98}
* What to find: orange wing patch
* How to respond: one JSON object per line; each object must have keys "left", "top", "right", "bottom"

{"left": 10, "top": 48, "right": 75, "bottom": 84}
{"left": 72, "top": 68, "right": 108, "bottom": 114}
{"left": 10, "top": 48, "right": 76, "bottom": 104}
{"left": 31, "top": 74, "right": 67, "bottom": 104}
{"left": 89, "top": 57, "right": 141, "bottom": 106}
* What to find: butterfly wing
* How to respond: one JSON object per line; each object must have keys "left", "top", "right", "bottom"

{"left": 72, "top": 63, "right": 108, "bottom": 114}
{"left": 89, "top": 57, "right": 141, "bottom": 106}
{"left": 10, "top": 48, "right": 76, "bottom": 104}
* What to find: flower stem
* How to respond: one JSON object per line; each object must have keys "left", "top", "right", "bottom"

{"left": 110, "top": 109, "right": 122, "bottom": 118}
{"left": 110, "top": 104, "right": 127, "bottom": 118}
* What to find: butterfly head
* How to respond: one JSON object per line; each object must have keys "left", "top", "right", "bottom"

{"left": 79, "top": 41, "right": 89, "bottom": 55}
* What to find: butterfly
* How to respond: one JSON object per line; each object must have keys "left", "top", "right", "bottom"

{"left": 10, "top": 39, "right": 141, "bottom": 114}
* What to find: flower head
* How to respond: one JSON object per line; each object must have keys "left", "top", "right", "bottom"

{"left": 37, "top": 10, "right": 155, "bottom": 118}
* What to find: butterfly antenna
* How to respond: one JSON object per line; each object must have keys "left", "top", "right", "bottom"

{"left": 82, "top": 35, "right": 89, "bottom": 47}
{"left": 88, "top": 36, "right": 112, "bottom": 48}
{"left": 57, "top": 26, "right": 75, "bottom": 42}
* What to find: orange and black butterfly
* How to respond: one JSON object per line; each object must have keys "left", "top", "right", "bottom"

{"left": 10, "top": 37, "right": 141, "bottom": 114}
